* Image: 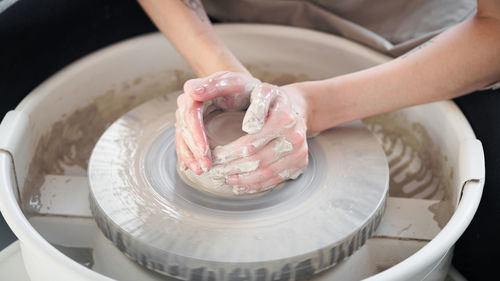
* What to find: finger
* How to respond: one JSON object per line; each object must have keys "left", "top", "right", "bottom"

{"left": 175, "top": 120, "right": 202, "bottom": 174}
{"left": 225, "top": 144, "right": 308, "bottom": 186}
{"left": 242, "top": 83, "right": 281, "bottom": 134}
{"left": 212, "top": 100, "right": 298, "bottom": 164}
{"left": 176, "top": 95, "right": 209, "bottom": 173}
{"left": 181, "top": 97, "right": 212, "bottom": 171}
{"left": 185, "top": 71, "right": 259, "bottom": 101}
{"left": 175, "top": 108, "right": 187, "bottom": 169}
{"left": 185, "top": 72, "right": 259, "bottom": 111}
{"left": 233, "top": 176, "right": 285, "bottom": 195}
{"left": 214, "top": 134, "right": 304, "bottom": 175}
{"left": 211, "top": 133, "right": 275, "bottom": 165}
{"left": 210, "top": 160, "right": 260, "bottom": 178}
{"left": 233, "top": 168, "right": 303, "bottom": 194}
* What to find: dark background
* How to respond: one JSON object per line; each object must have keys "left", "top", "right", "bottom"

{"left": 1, "top": 1, "right": 498, "bottom": 280}
{"left": 0, "top": 0, "right": 157, "bottom": 255}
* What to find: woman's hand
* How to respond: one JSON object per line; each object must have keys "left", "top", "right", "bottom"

{"left": 175, "top": 71, "right": 260, "bottom": 174}
{"left": 212, "top": 83, "right": 312, "bottom": 193}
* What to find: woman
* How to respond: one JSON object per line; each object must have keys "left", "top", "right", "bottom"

{"left": 138, "top": 0, "right": 499, "bottom": 187}
{"left": 138, "top": 0, "right": 500, "bottom": 279}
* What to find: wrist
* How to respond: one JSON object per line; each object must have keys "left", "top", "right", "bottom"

{"left": 288, "top": 77, "right": 357, "bottom": 133}
{"left": 282, "top": 82, "right": 317, "bottom": 135}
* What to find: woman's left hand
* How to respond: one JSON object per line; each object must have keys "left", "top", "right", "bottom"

{"left": 209, "top": 83, "right": 312, "bottom": 193}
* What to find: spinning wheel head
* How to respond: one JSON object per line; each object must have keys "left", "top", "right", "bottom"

{"left": 88, "top": 93, "right": 389, "bottom": 280}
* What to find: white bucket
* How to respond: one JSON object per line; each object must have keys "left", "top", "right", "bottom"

{"left": 0, "top": 24, "right": 484, "bottom": 281}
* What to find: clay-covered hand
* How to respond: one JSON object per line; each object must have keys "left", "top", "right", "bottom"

{"left": 213, "top": 83, "right": 311, "bottom": 193}
{"left": 175, "top": 71, "right": 260, "bottom": 174}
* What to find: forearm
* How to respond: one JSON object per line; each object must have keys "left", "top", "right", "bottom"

{"left": 304, "top": 10, "right": 500, "bottom": 133}
{"left": 138, "top": 0, "right": 248, "bottom": 76}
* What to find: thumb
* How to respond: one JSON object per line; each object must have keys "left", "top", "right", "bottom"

{"left": 242, "top": 83, "right": 280, "bottom": 134}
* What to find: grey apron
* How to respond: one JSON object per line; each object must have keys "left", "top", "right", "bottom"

{"left": 203, "top": 0, "right": 476, "bottom": 57}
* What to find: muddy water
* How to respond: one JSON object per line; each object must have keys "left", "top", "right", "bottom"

{"left": 22, "top": 69, "right": 453, "bottom": 227}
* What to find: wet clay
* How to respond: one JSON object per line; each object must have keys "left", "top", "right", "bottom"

{"left": 177, "top": 111, "right": 262, "bottom": 196}
{"left": 204, "top": 111, "right": 246, "bottom": 149}
{"left": 176, "top": 69, "right": 311, "bottom": 196}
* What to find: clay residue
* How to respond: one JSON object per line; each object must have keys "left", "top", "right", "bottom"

{"left": 23, "top": 70, "right": 193, "bottom": 214}
{"left": 364, "top": 111, "right": 454, "bottom": 228}
{"left": 428, "top": 200, "right": 454, "bottom": 229}
{"left": 364, "top": 112, "right": 452, "bottom": 201}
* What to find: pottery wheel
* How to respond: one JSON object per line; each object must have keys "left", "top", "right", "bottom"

{"left": 88, "top": 92, "right": 389, "bottom": 281}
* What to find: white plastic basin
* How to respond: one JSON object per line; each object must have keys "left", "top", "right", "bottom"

{"left": 0, "top": 24, "right": 484, "bottom": 281}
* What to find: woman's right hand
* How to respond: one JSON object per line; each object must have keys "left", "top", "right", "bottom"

{"left": 175, "top": 71, "right": 260, "bottom": 174}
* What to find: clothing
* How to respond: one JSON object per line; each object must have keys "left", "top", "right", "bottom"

{"left": 203, "top": 0, "right": 476, "bottom": 56}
